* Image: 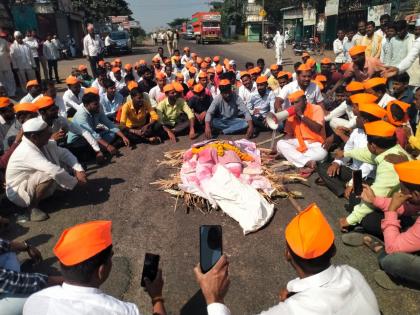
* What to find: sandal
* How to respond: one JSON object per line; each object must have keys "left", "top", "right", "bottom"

{"left": 363, "top": 235, "right": 384, "bottom": 253}
{"left": 374, "top": 270, "right": 403, "bottom": 290}
{"left": 341, "top": 232, "right": 364, "bottom": 246}
{"left": 299, "top": 167, "right": 315, "bottom": 178}
{"left": 315, "top": 177, "right": 326, "bottom": 186}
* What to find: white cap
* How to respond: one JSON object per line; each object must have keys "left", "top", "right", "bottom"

{"left": 22, "top": 116, "right": 48, "bottom": 133}
{"left": 14, "top": 31, "right": 22, "bottom": 38}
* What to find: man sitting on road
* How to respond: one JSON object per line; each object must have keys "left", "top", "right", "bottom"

{"left": 195, "top": 203, "right": 381, "bottom": 315}
{"left": 188, "top": 83, "right": 212, "bottom": 128}
{"left": 205, "top": 79, "right": 254, "bottom": 139}
{"left": 63, "top": 76, "right": 84, "bottom": 118}
{"left": 99, "top": 78, "right": 124, "bottom": 120}
{"left": 23, "top": 220, "right": 167, "bottom": 315}
{"left": 247, "top": 76, "right": 275, "bottom": 135}
{"left": 67, "top": 89, "right": 130, "bottom": 158}
{"left": 274, "top": 64, "right": 324, "bottom": 112}
{"left": 276, "top": 91, "right": 327, "bottom": 174}
{"left": 156, "top": 83, "right": 196, "bottom": 141}
{"left": 20, "top": 80, "right": 42, "bottom": 103}
{"left": 238, "top": 71, "right": 256, "bottom": 104}
{"left": 6, "top": 116, "right": 87, "bottom": 222}
{"left": 363, "top": 77, "right": 395, "bottom": 108}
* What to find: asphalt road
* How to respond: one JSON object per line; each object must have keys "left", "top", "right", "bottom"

{"left": 1, "top": 40, "right": 419, "bottom": 315}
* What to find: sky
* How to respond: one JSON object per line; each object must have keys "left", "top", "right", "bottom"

{"left": 127, "top": 0, "right": 211, "bottom": 32}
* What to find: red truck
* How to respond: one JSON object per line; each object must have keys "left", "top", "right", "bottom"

{"left": 191, "top": 11, "right": 221, "bottom": 44}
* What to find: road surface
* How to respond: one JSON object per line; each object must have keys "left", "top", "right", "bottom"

{"left": 2, "top": 40, "right": 419, "bottom": 315}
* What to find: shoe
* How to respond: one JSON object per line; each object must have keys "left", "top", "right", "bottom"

{"left": 374, "top": 270, "right": 402, "bottom": 290}
{"left": 29, "top": 208, "right": 49, "bottom": 222}
{"left": 341, "top": 233, "right": 364, "bottom": 246}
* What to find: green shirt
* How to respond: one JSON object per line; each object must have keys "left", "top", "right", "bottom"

{"left": 156, "top": 98, "right": 194, "bottom": 127}
{"left": 344, "top": 144, "right": 411, "bottom": 225}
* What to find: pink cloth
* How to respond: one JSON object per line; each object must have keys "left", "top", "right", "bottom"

{"left": 373, "top": 196, "right": 420, "bottom": 254}
{"left": 395, "top": 127, "right": 408, "bottom": 149}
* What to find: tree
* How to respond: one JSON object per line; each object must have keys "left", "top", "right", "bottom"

{"left": 72, "top": 0, "right": 133, "bottom": 23}
{"left": 255, "top": 0, "right": 296, "bottom": 25}
{"left": 167, "top": 18, "right": 189, "bottom": 29}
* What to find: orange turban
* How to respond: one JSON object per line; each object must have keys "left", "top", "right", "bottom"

{"left": 84, "top": 87, "right": 99, "bottom": 95}
{"left": 26, "top": 80, "right": 38, "bottom": 88}
{"left": 320, "top": 57, "right": 332, "bottom": 64}
{"left": 240, "top": 71, "right": 250, "bottom": 78}
{"left": 256, "top": 76, "right": 268, "bottom": 84}
{"left": 35, "top": 96, "right": 55, "bottom": 110}
{"left": 358, "top": 103, "right": 387, "bottom": 119}
{"left": 302, "top": 52, "right": 310, "bottom": 58}
{"left": 78, "top": 65, "right": 87, "bottom": 71}
{"left": 187, "top": 79, "right": 195, "bottom": 88}
{"left": 394, "top": 161, "right": 420, "bottom": 185}
{"left": 155, "top": 72, "right": 166, "bottom": 80}
{"left": 219, "top": 79, "right": 231, "bottom": 87}
{"left": 163, "top": 83, "right": 174, "bottom": 93}
{"left": 172, "top": 81, "right": 184, "bottom": 93}
{"left": 346, "top": 81, "right": 364, "bottom": 92}
{"left": 111, "top": 67, "right": 121, "bottom": 73}
{"left": 176, "top": 72, "right": 184, "bottom": 79}
{"left": 364, "top": 120, "right": 396, "bottom": 137}
{"left": 0, "top": 97, "right": 11, "bottom": 108}
{"left": 127, "top": 81, "right": 138, "bottom": 91}
{"left": 312, "top": 80, "right": 324, "bottom": 90}
{"left": 66, "top": 76, "right": 79, "bottom": 85}
{"left": 277, "top": 71, "right": 289, "bottom": 79}
{"left": 288, "top": 90, "right": 305, "bottom": 102}
{"left": 189, "top": 67, "right": 197, "bottom": 74}
{"left": 270, "top": 64, "right": 279, "bottom": 71}
{"left": 98, "top": 60, "right": 105, "bottom": 67}
{"left": 207, "top": 68, "right": 215, "bottom": 74}
{"left": 349, "top": 93, "right": 378, "bottom": 105}
{"left": 386, "top": 100, "right": 410, "bottom": 126}
{"left": 349, "top": 45, "right": 367, "bottom": 57}
{"left": 54, "top": 220, "right": 112, "bottom": 266}
{"left": 285, "top": 203, "right": 335, "bottom": 259}
{"left": 138, "top": 59, "right": 147, "bottom": 65}
{"left": 213, "top": 56, "right": 220, "bottom": 62}
{"left": 193, "top": 84, "right": 204, "bottom": 94}
{"left": 314, "top": 74, "right": 327, "bottom": 82}
{"left": 14, "top": 102, "right": 38, "bottom": 113}
{"left": 215, "top": 64, "right": 223, "bottom": 74}
{"left": 297, "top": 64, "right": 311, "bottom": 72}
{"left": 204, "top": 57, "right": 212, "bottom": 63}
{"left": 363, "top": 77, "right": 387, "bottom": 90}
{"left": 198, "top": 71, "right": 208, "bottom": 79}
{"left": 114, "top": 58, "right": 121, "bottom": 63}
{"left": 124, "top": 64, "right": 132, "bottom": 71}
{"left": 305, "top": 58, "right": 316, "bottom": 68}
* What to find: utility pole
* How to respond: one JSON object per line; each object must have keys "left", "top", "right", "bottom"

{"left": 262, "top": 0, "right": 265, "bottom": 36}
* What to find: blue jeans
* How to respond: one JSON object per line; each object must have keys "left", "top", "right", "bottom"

{"left": 212, "top": 117, "right": 248, "bottom": 135}
{"left": 378, "top": 251, "right": 420, "bottom": 286}
{"left": 0, "top": 252, "right": 29, "bottom": 315}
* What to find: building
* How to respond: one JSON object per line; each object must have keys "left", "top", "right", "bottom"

{"left": 243, "top": 0, "right": 269, "bottom": 42}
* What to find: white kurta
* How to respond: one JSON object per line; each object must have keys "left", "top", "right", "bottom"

{"left": 277, "top": 138, "right": 328, "bottom": 168}
{"left": 0, "top": 38, "right": 15, "bottom": 96}
{"left": 63, "top": 88, "right": 85, "bottom": 112}
{"left": 6, "top": 137, "right": 83, "bottom": 207}
{"left": 324, "top": 100, "right": 357, "bottom": 129}
{"left": 10, "top": 40, "right": 35, "bottom": 92}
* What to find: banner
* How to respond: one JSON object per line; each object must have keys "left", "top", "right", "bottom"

{"left": 367, "top": 3, "right": 392, "bottom": 25}
{"left": 325, "top": 0, "right": 339, "bottom": 16}
{"left": 303, "top": 8, "right": 316, "bottom": 26}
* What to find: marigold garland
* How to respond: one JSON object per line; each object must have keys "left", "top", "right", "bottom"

{"left": 191, "top": 142, "right": 254, "bottom": 161}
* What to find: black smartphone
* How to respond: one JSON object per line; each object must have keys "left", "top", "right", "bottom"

{"left": 353, "top": 169, "right": 363, "bottom": 196}
{"left": 140, "top": 253, "right": 160, "bottom": 287}
{"left": 200, "top": 225, "right": 222, "bottom": 273}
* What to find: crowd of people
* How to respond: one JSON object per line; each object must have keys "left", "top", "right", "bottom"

{"left": 0, "top": 17, "right": 420, "bottom": 314}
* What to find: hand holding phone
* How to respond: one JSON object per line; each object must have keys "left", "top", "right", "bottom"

{"left": 141, "top": 253, "right": 160, "bottom": 287}
{"left": 200, "top": 225, "right": 223, "bottom": 273}
{"left": 352, "top": 170, "right": 363, "bottom": 196}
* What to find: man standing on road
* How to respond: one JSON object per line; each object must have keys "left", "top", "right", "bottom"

{"left": 10, "top": 31, "right": 36, "bottom": 93}
{"left": 165, "top": 29, "right": 175, "bottom": 56}
{"left": 43, "top": 34, "right": 60, "bottom": 83}
{"left": 24, "top": 30, "right": 41, "bottom": 82}
{"left": 361, "top": 21, "right": 382, "bottom": 59}
{"left": 195, "top": 203, "right": 381, "bottom": 315}
{"left": 273, "top": 29, "right": 285, "bottom": 65}
{"left": 0, "top": 31, "right": 16, "bottom": 97}
{"left": 83, "top": 24, "right": 103, "bottom": 78}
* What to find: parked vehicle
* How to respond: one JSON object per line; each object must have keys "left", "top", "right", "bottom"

{"left": 292, "top": 41, "right": 309, "bottom": 56}
{"left": 262, "top": 34, "right": 274, "bottom": 49}
{"left": 107, "top": 31, "right": 132, "bottom": 55}
{"left": 192, "top": 11, "right": 221, "bottom": 44}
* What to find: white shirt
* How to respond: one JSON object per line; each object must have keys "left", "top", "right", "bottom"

{"left": 23, "top": 36, "right": 39, "bottom": 58}
{"left": 207, "top": 265, "right": 380, "bottom": 315}
{"left": 112, "top": 77, "right": 126, "bottom": 93}
{"left": 20, "top": 93, "right": 35, "bottom": 103}
{"left": 398, "top": 37, "right": 420, "bottom": 73}
{"left": 63, "top": 88, "right": 85, "bottom": 112}
{"left": 238, "top": 83, "right": 257, "bottom": 104}
{"left": 181, "top": 54, "right": 192, "bottom": 65}
{"left": 279, "top": 80, "right": 324, "bottom": 109}
{"left": 148, "top": 85, "right": 165, "bottom": 107}
{"left": 43, "top": 40, "right": 60, "bottom": 60}
{"left": 91, "top": 79, "right": 106, "bottom": 95}
{"left": 105, "top": 35, "right": 115, "bottom": 47}
{"left": 23, "top": 282, "right": 140, "bottom": 315}
{"left": 334, "top": 128, "right": 375, "bottom": 181}
{"left": 378, "top": 93, "right": 396, "bottom": 108}
{"left": 247, "top": 89, "right": 275, "bottom": 117}
{"left": 10, "top": 40, "right": 35, "bottom": 70}
{"left": 273, "top": 32, "right": 285, "bottom": 48}
{"left": 325, "top": 100, "right": 356, "bottom": 129}
{"left": 333, "top": 38, "right": 346, "bottom": 63}
{"left": 0, "top": 38, "right": 11, "bottom": 72}
{"left": 54, "top": 95, "right": 67, "bottom": 118}
{"left": 83, "top": 34, "right": 103, "bottom": 57}
{"left": 6, "top": 137, "right": 83, "bottom": 206}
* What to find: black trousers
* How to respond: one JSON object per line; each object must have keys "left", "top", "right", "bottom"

{"left": 316, "top": 161, "right": 353, "bottom": 197}
{"left": 361, "top": 211, "right": 415, "bottom": 239}
{"left": 88, "top": 56, "right": 99, "bottom": 78}
{"left": 47, "top": 59, "right": 59, "bottom": 81}
{"left": 34, "top": 57, "right": 41, "bottom": 82}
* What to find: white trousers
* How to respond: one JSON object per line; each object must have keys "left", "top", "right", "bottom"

{"left": 16, "top": 68, "right": 35, "bottom": 93}
{"left": 277, "top": 138, "right": 328, "bottom": 168}
{"left": 172, "top": 39, "right": 178, "bottom": 51}
{"left": 275, "top": 46, "right": 283, "bottom": 65}
{"left": 329, "top": 117, "right": 355, "bottom": 130}
{"left": 0, "top": 69, "right": 16, "bottom": 96}
{"left": 167, "top": 41, "right": 174, "bottom": 56}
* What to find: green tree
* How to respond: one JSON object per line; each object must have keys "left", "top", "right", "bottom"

{"left": 167, "top": 18, "right": 189, "bottom": 29}
{"left": 72, "top": 0, "right": 133, "bottom": 23}
{"left": 255, "top": 0, "right": 296, "bottom": 25}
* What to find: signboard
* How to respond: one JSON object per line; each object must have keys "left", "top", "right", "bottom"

{"left": 129, "top": 20, "right": 140, "bottom": 29}
{"left": 325, "top": 0, "right": 339, "bottom": 16}
{"left": 367, "top": 3, "right": 392, "bottom": 25}
{"left": 303, "top": 8, "right": 316, "bottom": 26}
{"left": 110, "top": 16, "right": 129, "bottom": 24}
{"left": 283, "top": 8, "right": 302, "bottom": 20}
{"left": 203, "top": 14, "right": 221, "bottom": 22}
{"left": 259, "top": 8, "right": 267, "bottom": 17}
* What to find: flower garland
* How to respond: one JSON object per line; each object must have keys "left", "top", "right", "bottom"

{"left": 191, "top": 142, "right": 254, "bottom": 161}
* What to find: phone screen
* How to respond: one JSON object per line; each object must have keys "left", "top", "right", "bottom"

{"left": 140, "top": 253, "right": 160, "bottom": 287}
{"left": 200, "top": 225, "right": 222, "bottom": 273}
{"left": 353, "top": 170, "right": 363, "bottom": 196}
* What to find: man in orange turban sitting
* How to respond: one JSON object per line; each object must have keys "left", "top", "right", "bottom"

{"left": 23, "top": 221, "right": 167, "bottom": 315}
{"left": 194, "top": 203, "right": 381, "bottom": 314}
{"left": 276, "top": 90, "right": 327, "bottom": 176}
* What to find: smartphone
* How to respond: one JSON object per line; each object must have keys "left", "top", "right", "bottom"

{"left": 140, "top": 253, "right": 160, "bottom": 287}
{"left": 200, "top": 225, "right": 222, "bottom": 273}
{"left": 353, "top": 170, "right": 363, "bottom": 196}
